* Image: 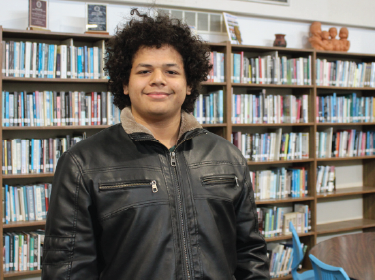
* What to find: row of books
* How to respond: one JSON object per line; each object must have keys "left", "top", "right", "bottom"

{"left": 193, "top": 90, "right": 224, "bottom": 124}
{"left": 2, "top": 135, "right": 84, "bottom": 175}
{"left": 3, "top": 230, "right": 45, "bottom": 272}
{"left": 1, "top": 91, "right": 122, "bottom": 127}
{"left": 1, "top": 40, "right": 107, "bottom": 79}
{"left": 231, "top": 90, "right": 309, "bottom": 124}
{"left": 231, "top": 51, "right": 312, "bottom": 85}
{"left": 268, "top": 242, "right": 307, "bottom": 279}
{"left": 316, "top": 59, "right": 375, "bottom": 87}
{"left": 250, "top": 167, "right": 308, "bottom": 200}
{"left": 316, "top": 128, "right": 375, "bottom": 158}
{"left": 316, "top": 93, "right": 375, "bottom": 123}
{"left": 232, "top": 130, "right": 310, "bottom": 161}
{"left": 316, "top": 166, "right": 336, "bottom": 193}
{"left": 207, "top": 52, "right": 225, "bottom": 82}
{"left": 2, "top": 184, "right": 51, "bottom": 223}
{"left": 257, "top": 204, "right": 311, "bottom": 238}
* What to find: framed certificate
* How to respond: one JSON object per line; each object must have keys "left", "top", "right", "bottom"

{"left": 86, "top": 4, "right": 107, "bottom": 32}
{"left": 28, "top": 0, "right": 49, "bottom": 30}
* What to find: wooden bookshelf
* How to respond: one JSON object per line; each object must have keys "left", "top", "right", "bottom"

{"left": 317, "top": 219, "right": 375, "bottom": 235}
{"left": 231, "top": 83, "right": 314, "bottom": 89}
{"left": 247, "top": 158, "right": 314, "bottom": 165}
{"left": 2, "top": 77, "right": 109, "bottom": 83}
{"left": 317, "top": 122, "right": 375, "bottom": 126}
{"left": 316, "top": 86, "right": 375, "bottom": 91}
{"left": 256, "top": 196, "right": 314, "bottom": 205}
{"left": 1, "top": 27, "right": 375, "bottom": 279}
{"left": 317, "top": 155, "right": 375, "bottom": 161}
{"left": 2, "top": 173, "right": 54, "bottom": 179}
{"left": 317, "top": 186, "right": 375, "bottom": 198}
{"left": 3, "top": 220, "right": 46, "bottom": 229}
{"left": 265, "top": 231, "right": 315, "bottom": 242}
{"left": 233, "top": 123, "right": 314, "bottom": 127}
{"left": 3, "top": 270, "right": 41, "bottom": 278}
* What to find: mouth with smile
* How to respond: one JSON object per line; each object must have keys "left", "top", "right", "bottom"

{"left": 144, "top": 92, "right": 172, "bottom": 99}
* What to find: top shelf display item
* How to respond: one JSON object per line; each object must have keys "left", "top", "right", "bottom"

{"left": 309, "top": 22, "right": 350, "bottom": 52}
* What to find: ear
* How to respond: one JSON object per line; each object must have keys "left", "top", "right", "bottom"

{"left": 186, "top": 86, "right": 192, "bottom": 96}
{"left": 123, "top": 84, "right": 129, "bottom": 95}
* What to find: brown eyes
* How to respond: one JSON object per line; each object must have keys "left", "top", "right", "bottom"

{"left": 136, "top": 70, "right": 178, "bottom": 75}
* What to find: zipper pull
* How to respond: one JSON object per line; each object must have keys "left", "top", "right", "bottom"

{"left": 235, "top": 176, "right": 239, "bottom": 188}
{"left": 170, "top": 152, "right": 176, "bottom": 167}
{"left": 151, "top": 180, "right": 158, "bottom": 193}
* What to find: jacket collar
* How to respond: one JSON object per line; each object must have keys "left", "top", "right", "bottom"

{"left": 120, "top": 107, "right": 203, "bottom": 142}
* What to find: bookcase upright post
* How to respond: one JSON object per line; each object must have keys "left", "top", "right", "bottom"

{"left": 225, "top": 41, "right": 233, "bottom": 140}
{"left": 0, "top": 25, "right": 4, "bottom": 278}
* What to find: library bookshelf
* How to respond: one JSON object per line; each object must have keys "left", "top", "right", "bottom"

{"left": 0, "top": 26, "right": 375, "bottom": 279}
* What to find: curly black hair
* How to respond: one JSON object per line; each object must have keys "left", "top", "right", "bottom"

{"left": 104, "top": 9, "right": 212, "bottom": 113}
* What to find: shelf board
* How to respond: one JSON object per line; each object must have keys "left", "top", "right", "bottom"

{"left": 3, "top": 220, "right": 46, "bottom": 229}
{"left": 3, "top": 27, "right": 112, "bottom": 41}
{"left": 201, "top": 123, "right": 227, "bottom": 127}
{"left": 233, "top": 123, "right": 314, "bottom": 127}
{"left": 317, "top": 218, "right": 375, "bottom": 235}
{"left": 256, "top": 196, "right": 314, "bottom": 205}
{"left": 201, "top": 82, "right": 226, "bottom": 86}
{"left": 2, "top": 173, "right": 54, "bottom": 179}
{"left": 248, "top": 158, "right": 314, "bottom": 165}
{"left": 3, "top": 270, "right": 41, "bottom": 278}
{"left": 2, "top": 77, "right": 109, "bottom": 83}
{"left": 315, "top": 50, "right": 375, "bottom": 58}
{"left": 316, "top": 86, "right": 375, "bottom": 91}
{"left": 272, "top": 274, "right": 292, "bottom": 280}
{"left": 317, "top": 122, "right": 375, "bottom": 126}
{"left": 231, "top": 44, "right": 314, "bottom": 54}
{"left": 2, "top": 125, "right": 110, "bottom": 130}
{"left": 232, "top": 83, "right": 313, "bottom": 89}
{"left": 1, "top": 124, "right": 226, "bottom": 130}
{"left": 317, "top": 155, "right": 375, "bottom": 161}
{"left": 317, "top": 186, "right": 375, "bottom": 198}
{"left": 265, "top": 231, "right": 315, "bottom": 242}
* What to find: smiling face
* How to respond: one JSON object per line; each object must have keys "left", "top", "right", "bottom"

{"left": 123, "top": 45, "right": 191, "bottom": 123}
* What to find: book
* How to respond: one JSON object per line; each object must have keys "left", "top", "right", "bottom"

{"left": 222, "top": 12, "right": 242, "bottom": 44}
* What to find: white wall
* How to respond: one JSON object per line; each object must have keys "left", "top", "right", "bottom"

{"left": 1, "top": 0, "right": 375, "bottom": 54}
{"left": 107, "top": 0, "right": 375, "bottom": 29}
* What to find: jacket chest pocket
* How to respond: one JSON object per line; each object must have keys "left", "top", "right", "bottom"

{"left": 200, "top": 174, "right": 240, "bottom": 202}
{"left": 99, "top": 179, "right": 159, "bottom": 193}
{"left": 97, "top": 179, "right": 163, "bottom": 219}
{"left": 201, "top": 174, "right": 239, "bottom": 189}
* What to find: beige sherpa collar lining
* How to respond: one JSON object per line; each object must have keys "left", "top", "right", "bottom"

{"left": 120, "top": 107, "right": 202, "bottom": 141}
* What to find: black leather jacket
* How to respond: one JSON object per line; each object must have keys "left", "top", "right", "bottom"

{"left": 42, "top": 108, "right": 269, "bottom": 280}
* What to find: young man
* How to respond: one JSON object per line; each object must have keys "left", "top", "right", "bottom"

{"left": 42, "top": 9, "right": 269, "bottom": 280}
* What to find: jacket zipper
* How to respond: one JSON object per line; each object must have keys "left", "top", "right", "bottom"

{"left": 201, "top": 175, "right": 240, "bottom": 188}
{"left": 170, "top": 151, "right": 191, "bottom": 279}
{"left": 169, "top": 132, "right": 207, "bottom": 279}
{"left": 99, "top": 180, "right": 158, "bottom": 193}
{"left": 134, "top": 130, "right": 206, "bottom": 279}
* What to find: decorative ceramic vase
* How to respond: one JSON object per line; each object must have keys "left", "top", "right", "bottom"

{"left": 273, "top": 34, "right": 287, "bottom": 47}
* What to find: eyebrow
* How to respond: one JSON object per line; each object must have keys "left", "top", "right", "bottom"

{"left": 136, "top": 63, "right": 180, "bottom": 68}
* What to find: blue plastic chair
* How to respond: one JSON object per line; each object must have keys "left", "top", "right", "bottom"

{"left": 309, "top": 254, "right": 350, "bottom": 280}
{"left": 290, "top": 221, "right": 315, "bottom": 280}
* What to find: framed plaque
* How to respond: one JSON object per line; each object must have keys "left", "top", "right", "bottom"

{"left": 28, "top": 0, "right": 49, "bottom": 30}
{"left": 86, "top": 4, "right": 107, "bottom": 32}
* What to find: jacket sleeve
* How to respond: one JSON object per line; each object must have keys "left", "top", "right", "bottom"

{"left": 234, "top": 163, "right": 270, "bottom": 280}
{"left": 42, "top": 151, "right": 99, "bottom": 280}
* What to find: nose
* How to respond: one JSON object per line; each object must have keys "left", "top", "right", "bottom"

{"left": 149, "top": 69, "right": 166, "bottom": 86}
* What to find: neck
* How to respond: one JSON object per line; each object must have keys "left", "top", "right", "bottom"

{"left": 132, "top": 109, "right": 181, "bottom": 149}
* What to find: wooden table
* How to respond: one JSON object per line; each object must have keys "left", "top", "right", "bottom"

{"left": 310, "top": 232, "right": 375, "bottom": 280}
